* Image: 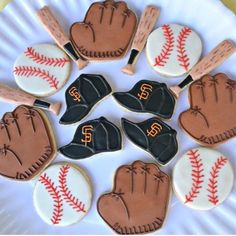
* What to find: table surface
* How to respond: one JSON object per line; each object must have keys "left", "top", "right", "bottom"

{"left": 0, "top": 0, "right": 236, "bottom": 13}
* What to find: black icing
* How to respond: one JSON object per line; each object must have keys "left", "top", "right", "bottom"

{"left": 60, "top": 74, "right": 112, "bottom": 125}
{"left": 127, "top": 49, "right": 139, "bottom": 64}
{"left": 113, "top": 80, "right": 176, "bottom": 119}
{"left": 122, "top": 117, "right": 178, "bottom": 165}
{"left": 59, "top": 117, "right": 122, "bottom": 159}
{"left": 33, "top": 99, "right": 50, "bottom": 109}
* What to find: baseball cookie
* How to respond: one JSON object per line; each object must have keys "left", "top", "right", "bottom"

{"left": 0, "top": 105, "right": 56, "bottom": 181}
{"left": 70, "top": 0, "right": 137, "bottom": 61}
{"left": 13, "top": 44, "right": 71, "bottom": 97}
{"left": 33, "top": 163, "right": 92, "bottom": 226}
{"left": 97, "top": 160, "right": 171, "bottom": 234}
{"left": 173, "top": 147, "right": 234, "bottom": 210}
{"left": 60, "top": 117, "right": 121, "bottom": 159}
{"left": 179, "top": 73, "right": 236, "bottom": 146}
{"left": 122, "top": 117, "right": 178, "bottom": 165}
{"left": 60, "top": 74, "right": 112, "bottom": 125}
{"left": 146, "top": 24, "right": 202, "bottom": 77}
{"left": 113, "top": 80, "right": 176, "bottom": 119}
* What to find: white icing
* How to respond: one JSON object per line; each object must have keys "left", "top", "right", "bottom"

{"left": 146, "top": 24, "right": 202, "bottom": 77}
{"left": 33, "top": 163, "right": 92, "bottom": 226}
{"left": 173, "top": 147, "right": 234, "bottom": 210}
{"left": 13, "top": 44, "right": 71, "bottom": 97}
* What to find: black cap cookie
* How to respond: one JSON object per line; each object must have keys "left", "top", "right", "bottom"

{"left": 60, "top": 74, "right": 112, "bottom": 124}
{"left": 113, "top": 80, "right": 176, "bottom": 119}
{"left": 122, "top": 117, "right": 178, "bottom": 165}
{"left": 60, "top": 117, "right": 121, "bottom": 159}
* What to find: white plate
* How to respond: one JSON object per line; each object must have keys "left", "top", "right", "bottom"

{"left": 0, "top": 0, "right": 236, "bottom": 234}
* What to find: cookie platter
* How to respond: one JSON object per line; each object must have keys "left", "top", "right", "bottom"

{"left": 0, "top": 0, "right": 236, "bottom": 234}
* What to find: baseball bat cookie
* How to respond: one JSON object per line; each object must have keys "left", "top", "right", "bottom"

{"left": 37, "top": 6, "right": 88, "bottom": 70}
{"left": 0, "top": 84, "right": 61, "bottom": 115}
{"left": 122, "top": 6, "right": 160, "bottom": 75}
{"left": 98, "top": 160, "right": 171, "bottom": 234}
{"left": 146, "top": 23, "right": 203, "bottom": 77}
{"left": 0, "top": 105, "right": 57, "bottom": 181}
{"left": 179, "top": 73, "right": 236, "bottom": 146}
{"left": 33, "top": 163, "right": 92, "bottom": 226}
{"left": 173, "top": 147, "right": 234, "bottom": 210}
{"left": 60, "top": 117, "right": 121, "bottom": 159}
{"left": 13, "top": 44, "right": 71, "bottom": 97}
{"left": 70, "top": 0, "right": 137, "bottom": 61}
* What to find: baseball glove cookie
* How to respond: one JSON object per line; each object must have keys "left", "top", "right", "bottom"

{"left": 70, "top": 0, "right": 137, "bottom": 61}
{"left": 0, "top": 105, "right": 56, "bottom": 181}
{"left": 179, "top": 73, "right": 236, "bottom": 146}
{"left": 97, "top": 160, "right": 171, "bottom": 234}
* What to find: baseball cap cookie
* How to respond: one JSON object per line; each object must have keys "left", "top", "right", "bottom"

{"left": 13, "top": 44, "right": 71, "bottom": 97}
{"left": 173, "top": 147, "right": 234, "bottom": 210}
{"left": 146, "top": 24, "right": 202, "bottom": 77}
{"left": 33, "top": 163, "right": 92, "bottom": 226}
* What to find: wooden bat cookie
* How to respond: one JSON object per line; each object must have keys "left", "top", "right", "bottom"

{"left": 122, "top": 6, "right": 160, "bottom": 75}
{"left": 0, "top": 84, "right": 61, "bottom": 115}
{"left": 37, "top": 6, "right": 88, "bottom": 70}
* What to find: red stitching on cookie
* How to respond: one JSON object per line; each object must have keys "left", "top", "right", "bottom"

{"left": 207, "top": 156, "right": 228, "bottom": 205}
{"left": 184, "top": 149, "right": 204, "bottom": 204}
{"left": 153, "top": 24, "right": 174, "bottom": 67}
{"left": 25, "top": 47, "right": 70, "bottom": 67}
{"left": 39, "top": 173, "right": 63, "bottom": 225}
{"left": 58, "top": 165, "right": 86, "bottom": 213}
{"left": 176, "top": 27, "right": 192, "bottom": 71}
{"left": 13, "top": 66, "right": 59, "bottom": 89}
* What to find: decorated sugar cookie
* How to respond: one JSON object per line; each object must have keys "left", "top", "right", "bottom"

{"left": 122, "top": 117, "right": 178, "bottom": 165}
{"left": 146, "top": 24, "right": 202, "bottom": 77}
{"left": 179, "top": 73, "right": 236, "bottom": 146}
{"left": 70, "top": 0, "right": 137, "bottom": 61}
{"left": 60, "top": 117, "right": 121, "bottom": 159}
{"left": 13, "top": 44, "right": 71, "bottom": 97}
{"left": 33, "top": 163, "right": 92, "bottom": 226}
{"left": 60, "top": 74, "right": 112, "bottom": 125}
{"left": 97, "top": 160, "right": 171, "bottom": 234}
{"left": 0, "top": 105, "right": 56, "bottom": 181}
{"left": 173, "top": 147, "right": 234, "bottom": 210}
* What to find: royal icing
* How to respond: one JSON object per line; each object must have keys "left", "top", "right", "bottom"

{"left": 173, "top": 147, "right": 234, "bottom": 210}
{"left": 98, "top": 160, "right": 171, "bottom": 234}
{"left": 70, "top": 0, "right": 137, "bottom": 61}
{"left": 0, "top": 105, "right": 56, "bottom": 181}
{"left": 146, "top": 24, "right": 202, "bottom": 77}
{"left": 33, "top": 163, "right": 92, "bottom": 226}
{"left": 13, "top": 44, "right": 71, "bottom": 97}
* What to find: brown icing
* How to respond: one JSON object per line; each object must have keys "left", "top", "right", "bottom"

{"left": 179, "top": 73, "right": 236, "bottom": 146}
{"left": 97, "top": 160, "right": 170, "bottom": 234}
{"left": 0, "top": 105, "right": 56, "bottom": 181}
{"left": 70, "top": 0, "right": 137, "bottom": 61}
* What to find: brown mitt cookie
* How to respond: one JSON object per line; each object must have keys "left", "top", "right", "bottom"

{"left": 179, "top": 73, "right": 236, "bottom": 146}
{"left": 0, "top": 105, "right": 56, "bottom": 181}
{"left": 70, "top": 0, "right": 137, "bottom": 61}
{"left": 97, "top": 160, "right": 170, "bottom": 234}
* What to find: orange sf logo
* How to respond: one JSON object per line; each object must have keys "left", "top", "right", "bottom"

{"left": 137, "top": 84, "right": 153, "bottom": 100}
{"left": 81, "top": 125, "right": 93, "bottom": 146}
{"left": 147, "top": 123, "right": 162, "bottom": 137}
{"left": 69, "top": 86, "right": 81, "bottom": 102}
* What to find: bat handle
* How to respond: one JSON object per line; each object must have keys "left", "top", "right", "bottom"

{"left": 122, "top": 49, "right": 139, "bottom": 75}
{"left": 49, "top": 102, "right": 61, "bottom": 115}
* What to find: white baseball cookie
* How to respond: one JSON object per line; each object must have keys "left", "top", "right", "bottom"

{"left": 13, "top": 44, "right": 71, "bottom": 97}
{"left": 146, "top": 24, "right": 202, "bottom": 77}
{"left": 33, "top": 163, "right": 92, "bottom": 226}
{"left": 173, "top": 147, "right": 233, "bottom": 210}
